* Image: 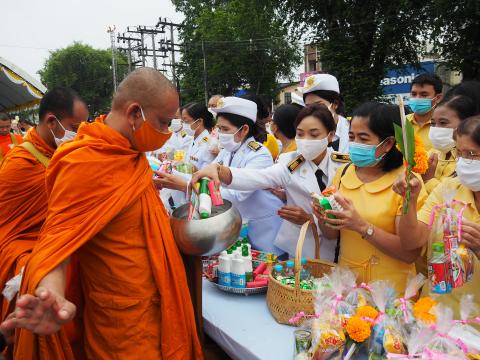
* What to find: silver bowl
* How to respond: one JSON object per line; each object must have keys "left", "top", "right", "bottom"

{"left": 170, "top": 200, "right": 242, "bottom": 256}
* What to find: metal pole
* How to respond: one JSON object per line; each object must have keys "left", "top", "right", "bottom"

{"left": 140, "top": 30, "right": 146, "bottom": 67}
{"left": 127, "top": 39, "right": 132, "bottom": 73}
{"left": 201, "top": 40, "right": 208, "bottom": 105}
{"left": 151, "top": 32, "right": 157, "bottom": 70}
{"left": 170, "top": 24, "right": 177, "bottom": 86}
{"left": 107, "top": 26, "right": 117, "bottom": 92}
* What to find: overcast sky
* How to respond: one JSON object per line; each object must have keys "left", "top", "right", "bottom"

{"left": 1, "top": 0, "right": 184, "bottom": 82}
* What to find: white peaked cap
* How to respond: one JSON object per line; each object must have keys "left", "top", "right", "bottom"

{"left": 291, "top": 92, "right": 305, "bottom": 107}
{"left": 210, "top": 96, "right": 257, "bottom": 123}
{"left": 300, "top": 74, "right": 340, "bottom": 95}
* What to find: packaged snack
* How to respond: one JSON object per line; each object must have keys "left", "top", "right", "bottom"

{"left": 449, "top": 295, "right": 480, "bottom": 355}
{"left": 394, "top": 273, "right": 426, "bottom": 325}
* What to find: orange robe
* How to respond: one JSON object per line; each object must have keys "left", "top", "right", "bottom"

{"left": 0, "top": 133, "right": 24, "bottom": 161}
{"left": 15, "top": 116, "right": 203, "bottom": 360}
{"left": 0, "top": 128, "right": 54, "bottom": 321}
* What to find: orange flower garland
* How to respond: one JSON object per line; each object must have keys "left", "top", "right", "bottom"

{"left": 345, "top": 316, "right": 371, "bottom": 343}
{"left": 355, "top": 305, "right": 379, "bottom": 323}
{"left": 413, "top": 297, "right": 437, "bottom": 324}
{"left": 396, "top": 133, "right": 428, "bottom": 174}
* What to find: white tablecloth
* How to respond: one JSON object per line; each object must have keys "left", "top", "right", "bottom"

{"left": 202, "top": 279, "right": 296, "bottom": 360}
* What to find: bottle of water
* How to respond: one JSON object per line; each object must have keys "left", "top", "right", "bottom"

{"left": 300, "top": 258, "right": 311, "bottom": 281}
{"left": 272, "top": 264, "right": 284, "bottom": 280}
{"left": 284, "top": 261, "right": 295, "bottom": 278}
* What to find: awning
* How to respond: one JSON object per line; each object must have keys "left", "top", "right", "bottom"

{"left": 0, "top": 56, "right": 47, "bottom": 113}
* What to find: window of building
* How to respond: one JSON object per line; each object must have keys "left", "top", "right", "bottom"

{"left": 284, "top": 92, "right": 292, "bottom": 104}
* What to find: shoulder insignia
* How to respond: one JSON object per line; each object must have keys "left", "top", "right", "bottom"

{"left": 190, "top": 155, "right": 198, "bottom": 162}
{"left": 217, "top": 160, "right": 224, "bottom": 165}
{"left": 287, "top": 155, "right": 305, "bottom": 173}
{"left": 181, "top": 130, "right": 187, "bottom": 138}
{"left": 202, "top": 136, "right": 209, "bottom": 143}
{"left": 331, "top": 152, "right": 350, "bottom": 163}
{"left": 346, "top": 116, "right": 352, "bottom": 122}
{"left": 248, "top": 141, "right": 262, "bottom": 152}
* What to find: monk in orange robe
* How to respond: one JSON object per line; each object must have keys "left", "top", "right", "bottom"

{"left": 13, "top": 68, "right": 203, "bottom": 359}
{"left": 0, "top": 87, "right": 87, "bottom": 325}
{"left": 0, "top": 113, "right": 24, "bottom": 162}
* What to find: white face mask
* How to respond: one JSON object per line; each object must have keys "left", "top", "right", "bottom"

{"left": 429, "top": 127, "right": 455, "bottom": 152}
{"left": 170, "top": 118, "right": 182, "bottom": 133}
{"left": 456, "top": 158, "right": 480, "bottom": 191}
{"left": 218, "top": 126, "right": 243, "bottom": 152}
{"left": 295, "top": 137, "right": 329, "bottom": 161}
{"left": 51, "top": 119, "right": 76, "bottom": 147}
{"left": 183, "top": 119, "right": 199, "bottom": 137}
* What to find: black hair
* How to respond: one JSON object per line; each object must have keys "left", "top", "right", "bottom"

{"left": 436, "top": 95, "right": 477, "bottom": 121}
{"left": 352, "top": 101, "right": 404, "bottom": 172}
{"left": 294, "top": 103, "right": 336, "bottom": 135}
{"left": 0, "top": 112, "right": 10, "bottom": 121}
{"left": 185, "top": 102, "right": 215, "bottom": 131}
{"left": 303, "top": 90, "right": 346, "bottom": 116}
{"left": 411, "top": 73, "right": 443, "bottom": 94}
{"left": 181, "top": 102, "right": 195, "bottom": 112}
{"left": 272, "top": 104, "right": 300, "bottom": 139}
{"left": 457, "top": 115, "right": 480, "bottom": 147}
{"left": 444, "top": 80, "right": 480, "bottom": 115}
{"left": 217, "top": 112, "right": 259, "bottom": 141}
{"left": 38, "top": 87, "right": 80, "bottom": 121}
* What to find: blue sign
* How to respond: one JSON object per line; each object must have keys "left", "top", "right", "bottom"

{"left": 234, "top": 89, "right": 247, "bottom": 97}
{"left": 381, "top": 61, "right": 435, "bottom": 95}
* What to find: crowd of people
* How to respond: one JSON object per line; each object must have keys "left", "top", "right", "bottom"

{"left": 0, "top": 67, "right": 480, "bottom": 359}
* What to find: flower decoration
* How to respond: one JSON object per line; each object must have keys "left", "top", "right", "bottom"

{"left": 413, "top": 297, "right": 437, "bottom": 324}
{"left": 345, "top": 316, "right": 371, "bottom": 343}
{"left": 411, "top": 134, "right": 428, "bottom": 174}
{"left": 356, "top": 305, "right": 379, "bottom": 324}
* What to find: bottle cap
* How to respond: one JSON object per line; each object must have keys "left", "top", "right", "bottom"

{"left": 242, "top": 237, "right": 248, "bottom": 244}
{"left": 199, "top": 177, "right": 209, "bottom": 194}
{"left": 227, "top": 249, "right": 233, "bottom": 255}
{"left": 200, "top": 212, "right": 209, "bottom": 219}
{"left": 274, "top": 264, "right": 283, "bottom": 272}
{"left": 286, "top": 261, "right": 294, "bottom": 268}
{"left": 235, "top": 240, "right": 241, "bottom": 247}
{"left": 301, "top": 258, "right": 307, "bottom": 265}
{"left": 242, "top": 245, "right": 249, "bottom": 256}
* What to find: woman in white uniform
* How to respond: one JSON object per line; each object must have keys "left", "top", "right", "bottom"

{"left": 301, "top": 73, "right": 350, "bottom": 154}
{"left": 209, "top": 97, "right": 284, "bottom": 255}
{"left": 193, "top": 103, "right": 349, "bottom": 260}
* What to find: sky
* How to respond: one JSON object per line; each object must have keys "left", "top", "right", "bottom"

{"left": 0, "top": 0, "right": 184, "bottom": 82}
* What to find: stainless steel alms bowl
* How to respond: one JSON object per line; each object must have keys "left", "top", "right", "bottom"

{"left": 170, "top": 200, "right": 242, "bottom": 256}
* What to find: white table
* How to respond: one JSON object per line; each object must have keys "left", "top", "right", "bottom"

{"left": 202, "top": 279, "right": 296, "bottom": 360}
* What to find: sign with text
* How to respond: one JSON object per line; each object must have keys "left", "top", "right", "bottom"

{"left": 381, "top": 61, "right": 435, "bottom": 95}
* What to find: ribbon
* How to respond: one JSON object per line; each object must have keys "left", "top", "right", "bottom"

{"left": 429, "top": 325, "right": 469, "bottom": 354}
{"left": 331, "top": 294, "right": 343, "bottom": 312}
{"left": 356, "top": 282, "right": 372, "bottom": 292}
{"left": 386, "top": 353, "right": 421, "bottom": 359}
{"left": 288, "top": 311, "right": 321, "bottom": 325}
{"left": 427, "top": 200, "right": 468, "bottom": 242}
{"left": 398, "top": 297, "right": 410, "bottom": 323}
{"left": 453, "top": 316, "right": 480, "bottom": 325}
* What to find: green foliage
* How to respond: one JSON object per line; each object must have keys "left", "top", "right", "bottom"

{"left": 276, "top": 0, "right": 430, "bottom": 112}
{"left": 39, "top": 42, "right": 128, "bottom": 115}
{"left": 429, "top": 0, "right": 480, "bottom": 80}
{"left": 173, "top": 0, "right": 301, "bottom": 104}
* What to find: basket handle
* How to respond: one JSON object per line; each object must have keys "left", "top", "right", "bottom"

{"left": 294, "top": 220, "right": 321, "bottom": 291}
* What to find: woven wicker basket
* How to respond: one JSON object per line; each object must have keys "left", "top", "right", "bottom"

{"left": 266, "top": 221, "right": 335, "bottom": 326}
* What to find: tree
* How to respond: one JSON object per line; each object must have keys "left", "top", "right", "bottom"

{"left": 429, "top": 0, "right": 480, "bottom": 81}
{"left": 173, "top": 0, "right": 301, "bottom": 104}
{"left": 39, "top": 42, "right": 127, "bottom": 115}
{"left": 276, "top": 0, "right": 430, "bottom": 111}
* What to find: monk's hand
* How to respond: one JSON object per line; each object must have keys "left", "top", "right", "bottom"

{"left": 153, "top": 172, "right": 188, "bottom": 192}
{"left": 191, "top": 164, "right": 222, "bottom": 190}
{"left": 278, "top": 205, "right": 312, "bottom": 226}
{"left": 461, "top": 220, "right": 480, "bottom": 260}
{"left": 0, "top": 312, "right": 16, "bottom": 344}
{"left": 14, "top": 287, "right": 76, "bottom": 335}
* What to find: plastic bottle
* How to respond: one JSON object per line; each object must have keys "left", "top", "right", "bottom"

{"left": 234, "top": 240, "right": 242, "bottom": 256}
{"left": 300, "top": 258, "right": 311, "bottom": 281}
{"left": 272, "top": 264, "right": 284, "bottom": 280}
{"left": 242, "top": 245, "right": 253, "bottom": 282}
{"left": 284, "top": 261, "right": 295, "bottom": 278}
{"left": 198, "top": 178, "right": 212, "bottom": 219}
{"left": 241, "top": 237, "right": 251, "bottom": 257}
{"left": 429, "top": 242, "right": 452, "bottom": 294}
{"left": 218, "top": 251, "right": 232, "bottom": 286}
{"left": 231, "top": 255, "right": 246, "bottom": 288}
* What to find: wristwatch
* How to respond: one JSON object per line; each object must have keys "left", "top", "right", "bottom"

{"left": 362, "top": 223, "right": 374, "bottom": 239}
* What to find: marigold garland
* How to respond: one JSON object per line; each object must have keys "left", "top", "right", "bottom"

{"left": 345, "top": 316, "right": 371, "bottom": 343}
{"left": 396, "top": 134, "right": 428, "bottom": 174}
{"left": 413, "top": 297, "right": 437, "bottom": 324}
{"left": 355, "top": 305, "right": 379, "bottom": 323}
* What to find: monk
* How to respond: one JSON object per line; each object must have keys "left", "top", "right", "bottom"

{"left": 0, "top": 88, "right": 87, "bottom": 325}
{"left": 0, "top": 113, "right": 23, "bottom": 163}
{"left": 13, "top": 68, "right": 203, "bottom": 359}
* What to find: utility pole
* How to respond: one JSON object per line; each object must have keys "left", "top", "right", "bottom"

{"left": 170, "top": 24, "right": 177, "bottom": 87}
{"left": 107, "top": 25, "right": 117, "bottom": 92}
{"left": 201, "top": 40, "right": 208, "bottom": 105}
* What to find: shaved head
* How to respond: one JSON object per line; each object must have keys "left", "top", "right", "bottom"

{"left": 112, "top": 68, "right": 178, "bottom": 112}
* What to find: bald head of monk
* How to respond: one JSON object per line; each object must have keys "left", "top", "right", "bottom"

{"left": 36, "top": 87, "right": 88, "bottom": 149}
{"left": 108, "top": 67, "right": 179, "bottom": 152}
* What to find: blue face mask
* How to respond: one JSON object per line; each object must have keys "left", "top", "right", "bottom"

{"left": 349, "top": 140, "right": 388, "bottom": 167}
{"left": 408, "top": 98, "right": 433, "bottom": 115}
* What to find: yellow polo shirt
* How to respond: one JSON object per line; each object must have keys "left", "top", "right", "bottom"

{"left": 424, "top": 148, "right": 457, "bottom": 194}
{"left": 263, "top": 133, "right": 279, "bottom": 160}
{"left": 418, "top": 177, "right": 480, "bottom": 320}
{"left": 407, "top": 113, "right": 432, "bottom": 151}
{"left": 334, "top": 165, "right": 427, "bottom": 294}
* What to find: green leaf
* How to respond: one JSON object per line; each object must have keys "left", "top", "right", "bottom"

{"left": 405, "top": 119, "right": 416, "bottom": 166}
{"left": 393, "top": 123, "right": 405, "bottom": 157}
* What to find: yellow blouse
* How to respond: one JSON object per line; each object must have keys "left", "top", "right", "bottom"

{"left": 263, "top": 133, "right": 279, "bottom": 160}
{"left": 418, "top": 177, "right": 480, "bottom": 320}
{"left": 334, "top": 165, "right": 427, "bottom": 294}
{"left": 407, "top": 113, "right": 432, "bottom": 152}
{"left": 424, "top": 148, "right": 457, "bottom": 194}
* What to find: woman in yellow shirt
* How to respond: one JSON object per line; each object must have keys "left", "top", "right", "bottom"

{"left": 271, "top": 104, "right": 300, "bottom": 161}
{"left": 394, "top": 115, "right": 480, "bottom": 319}
{"left": 314, "top": 102, "right": 426, "bottom": 294}
{"left": 423, "top": 94, "right": 476, "bottom": 193}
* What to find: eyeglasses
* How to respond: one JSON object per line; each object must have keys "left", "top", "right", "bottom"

{"left": 455, "top": 150, "right": 480, "bottom": 164}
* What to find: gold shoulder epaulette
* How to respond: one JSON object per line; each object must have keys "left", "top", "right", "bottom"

{"left": 287, "top": 155, "right": 305, "bottom": 173}
{"left": 331, "top": 152, "right": 350, "bottom": 163}
{"left": 248, "top": 141, "right": 261, "bottom": 152}
{"left": 202, "top": 136, "right": 209, "bottom": 143}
